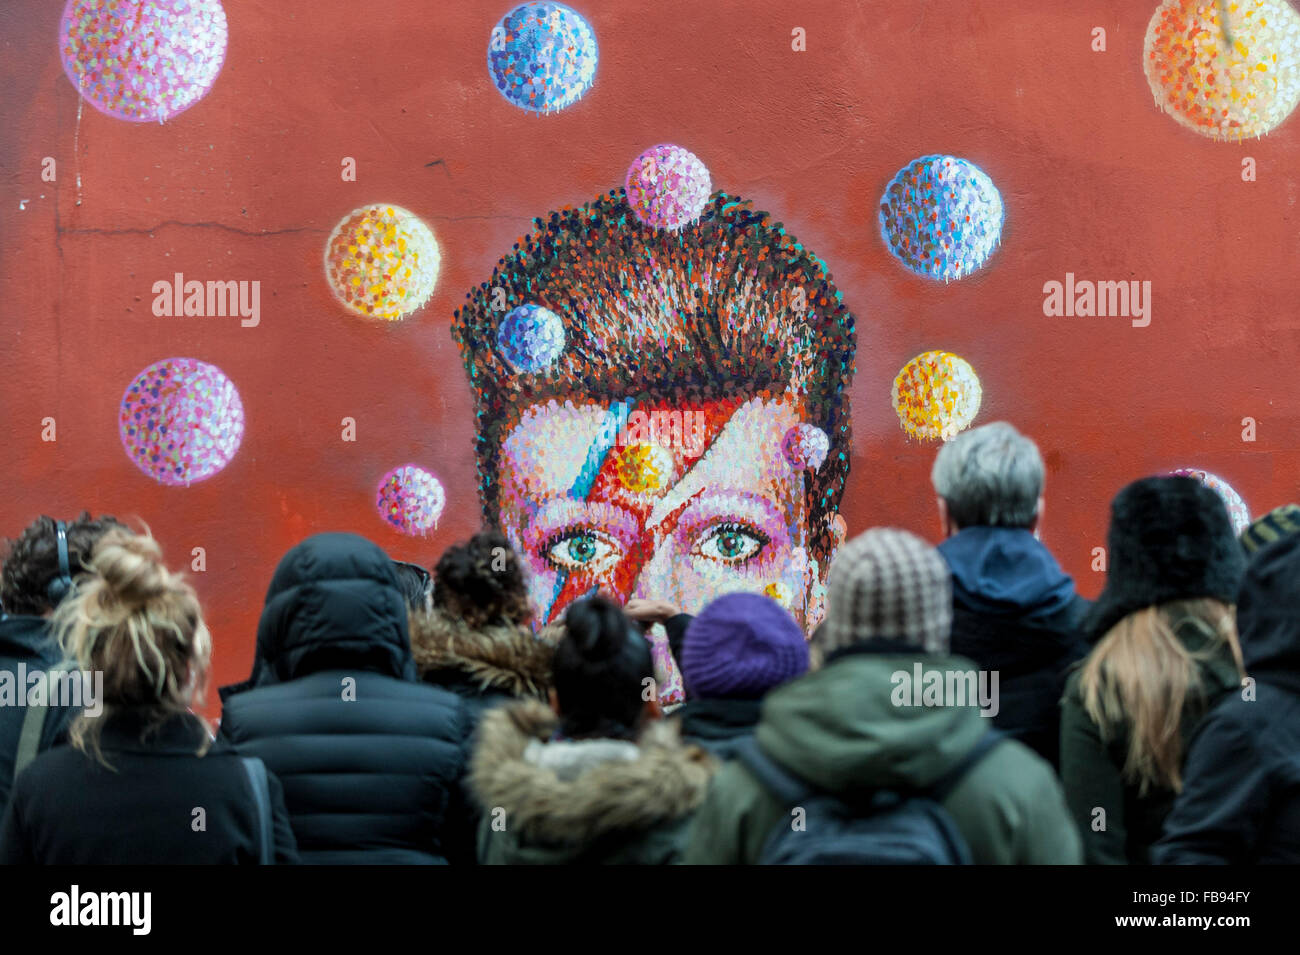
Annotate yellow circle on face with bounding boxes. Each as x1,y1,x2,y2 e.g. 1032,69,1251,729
1144,0,1300,141
763,581,792,604
325,204,440,320
615,443,674,493
892,351,982,442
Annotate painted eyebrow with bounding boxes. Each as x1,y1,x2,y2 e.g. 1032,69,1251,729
646,444,798,528
660,490,789,538
528,498,642,543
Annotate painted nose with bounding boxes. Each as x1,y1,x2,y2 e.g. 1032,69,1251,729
628,540,678,605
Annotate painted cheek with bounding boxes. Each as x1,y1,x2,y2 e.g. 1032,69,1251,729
546,574,591,625
527,574,555,629
545,565,620,625
772,547,810,613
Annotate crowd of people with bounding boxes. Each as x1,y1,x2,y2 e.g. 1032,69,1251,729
1,420,1296,864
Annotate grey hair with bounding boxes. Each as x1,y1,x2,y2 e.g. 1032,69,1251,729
930,422,1044,529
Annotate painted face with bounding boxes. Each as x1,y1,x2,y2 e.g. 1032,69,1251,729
497,395,827,630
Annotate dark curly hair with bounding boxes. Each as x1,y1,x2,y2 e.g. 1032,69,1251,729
2,513,127,616
432,530,532,630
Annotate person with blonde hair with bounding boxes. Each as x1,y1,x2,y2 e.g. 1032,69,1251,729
0,528,299,864
1060,476,1247,864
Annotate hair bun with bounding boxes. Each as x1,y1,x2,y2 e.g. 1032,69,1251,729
552,594,654,739
92,529,173,610
563,595,631,661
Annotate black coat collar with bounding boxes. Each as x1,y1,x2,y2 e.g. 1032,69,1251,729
677,697,764,740
97,710,215,755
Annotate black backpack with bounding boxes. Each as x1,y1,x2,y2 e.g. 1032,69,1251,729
734,731,1006,864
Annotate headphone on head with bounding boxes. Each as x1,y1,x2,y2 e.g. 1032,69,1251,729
46,519,73,607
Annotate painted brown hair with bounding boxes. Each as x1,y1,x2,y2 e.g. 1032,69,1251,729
451,190,857,568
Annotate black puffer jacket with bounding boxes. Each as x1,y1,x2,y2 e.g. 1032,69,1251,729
1154,533,1300,864
218,533,472,864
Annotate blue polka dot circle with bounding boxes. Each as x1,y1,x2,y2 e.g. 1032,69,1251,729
879,155,1004,281
488,2,598,114
497,304,566,372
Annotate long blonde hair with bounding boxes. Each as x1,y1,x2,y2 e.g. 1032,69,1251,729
1079,598,1243,795
51,527,211,765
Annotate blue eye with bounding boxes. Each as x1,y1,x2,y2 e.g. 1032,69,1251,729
546,530,616,572
696,523,768,564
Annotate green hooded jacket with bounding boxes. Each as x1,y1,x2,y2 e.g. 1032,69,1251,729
684,647,1082,864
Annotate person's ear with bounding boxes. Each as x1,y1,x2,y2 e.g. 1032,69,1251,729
1029,496,1044,537
803,513,847,632
936,497,959,539
828,512,848,550
804,559,826,633
548,687,562,718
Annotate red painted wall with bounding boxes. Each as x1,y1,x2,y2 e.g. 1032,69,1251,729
3,0,1299,718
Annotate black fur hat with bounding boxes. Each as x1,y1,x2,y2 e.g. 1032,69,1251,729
1085,476,1247,641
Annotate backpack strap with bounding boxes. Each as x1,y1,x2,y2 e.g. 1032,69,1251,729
930,729,1006,802
240,757,275,865
14,661,78,778
733,735,815,807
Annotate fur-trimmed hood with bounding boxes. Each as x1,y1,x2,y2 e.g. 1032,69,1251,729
410,609,555,702
470,700,716,848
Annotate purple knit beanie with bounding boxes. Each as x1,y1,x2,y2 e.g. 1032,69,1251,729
679,593,810,699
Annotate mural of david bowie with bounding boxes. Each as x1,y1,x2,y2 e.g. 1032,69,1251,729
451,190,856,641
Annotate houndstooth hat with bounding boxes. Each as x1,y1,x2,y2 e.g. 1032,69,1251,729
819,528,953,655
1241,503,1300,556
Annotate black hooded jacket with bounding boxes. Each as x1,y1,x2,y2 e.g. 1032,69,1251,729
218,533,473,864
938,528,1091,768
1153,533,1300,864
0,614,80,813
